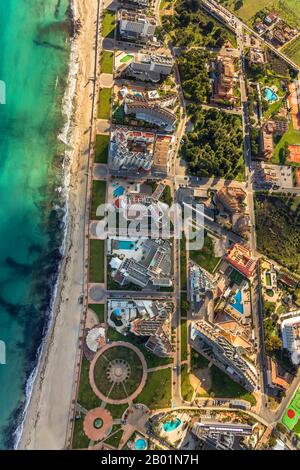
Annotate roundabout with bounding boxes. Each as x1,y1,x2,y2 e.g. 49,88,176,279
89,341,147,404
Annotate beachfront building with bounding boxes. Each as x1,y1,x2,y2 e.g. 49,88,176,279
112,183,169,233
109,127,155,174
125,53,174,83
281,310,300,364
108,238,172,289
107,299,174,357
119,0,150,8
191,320,258,391
118,10,156,41
124,99,177,131
109,127,173,176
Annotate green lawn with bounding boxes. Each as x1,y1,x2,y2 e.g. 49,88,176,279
77,356,101,410
100,50,114,74
209,365,257,406
95,135,109,164
180,234,187,290
282,387,300,431
103,425,123,448
105,403,128,420
191,348,209,370
181,365,194,402
89,239,105,283
189,232,221,274
135,369,172,409
88,304,105,323
91,180,106,219
181,319,188,362
102,10,115,39
98,87,112,119
72,417,90,449
223,0,272,22
107,327,173,369
273,121,300,164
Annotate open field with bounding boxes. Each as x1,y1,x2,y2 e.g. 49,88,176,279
282,36,300,66
224,0,300,27
223,0,272,22
189,233,221,274
89,239,105,283
255,193,300,274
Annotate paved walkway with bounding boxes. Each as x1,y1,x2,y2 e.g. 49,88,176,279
88,283,107,303
100,73,113,88
96,119,111,134
147,364,172,373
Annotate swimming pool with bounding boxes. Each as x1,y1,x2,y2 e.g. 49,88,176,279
116,240,136,250
113,186,125,197
163,418,182,432
230,290,244,315
264,87,278,103
134,438,148,450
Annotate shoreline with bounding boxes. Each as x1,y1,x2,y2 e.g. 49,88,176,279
18,0,98,450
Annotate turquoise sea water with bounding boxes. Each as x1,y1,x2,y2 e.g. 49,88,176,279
0,0,72,448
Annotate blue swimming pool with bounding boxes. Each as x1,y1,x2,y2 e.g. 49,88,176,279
135,438,148,450
163,418,182,432
113,308,122,317
116,240,136,250
230,290,244,315
113,186,125,197
264,87,278,103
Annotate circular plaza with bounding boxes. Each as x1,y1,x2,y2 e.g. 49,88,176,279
89,342,147,405
83,407,113,441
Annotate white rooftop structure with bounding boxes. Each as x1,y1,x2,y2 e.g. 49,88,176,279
281,310,300,364
86,327,106,353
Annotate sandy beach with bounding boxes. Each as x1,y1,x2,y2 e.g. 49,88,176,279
18,0,99,450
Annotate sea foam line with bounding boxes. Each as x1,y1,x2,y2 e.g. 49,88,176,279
13,1,79,449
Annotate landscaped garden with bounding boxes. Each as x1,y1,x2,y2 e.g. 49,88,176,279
93,345,144,401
